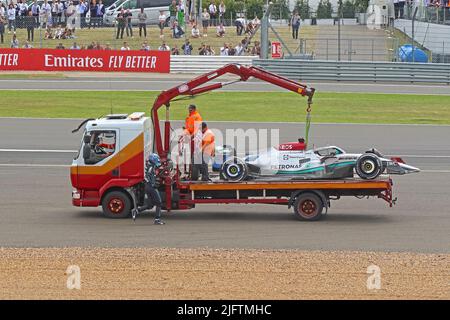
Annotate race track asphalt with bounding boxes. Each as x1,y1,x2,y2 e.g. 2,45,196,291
2,77,450,95
0,118,449,252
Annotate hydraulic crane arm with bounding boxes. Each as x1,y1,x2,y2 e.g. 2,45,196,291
151,63,315,160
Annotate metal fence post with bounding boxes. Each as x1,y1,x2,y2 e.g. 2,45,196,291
372,39,374,62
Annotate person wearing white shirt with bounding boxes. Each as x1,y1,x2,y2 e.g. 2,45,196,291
216,23,225,37
40,0,52,28
191,24,200,38
208,1,217,26
218,1,225,24
220,43,228,56
65,1,76,31
235,42,244,56
158,11,166,38
121,41,130,50
158,42,170,51
7,4,16,33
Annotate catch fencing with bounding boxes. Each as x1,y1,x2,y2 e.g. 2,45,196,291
252,59,450,84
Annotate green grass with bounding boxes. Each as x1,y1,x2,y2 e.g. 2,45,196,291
0,73,66,79
1,90,449,124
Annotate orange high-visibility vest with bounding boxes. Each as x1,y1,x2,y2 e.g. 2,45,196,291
184,111,203,136
202,128,215,156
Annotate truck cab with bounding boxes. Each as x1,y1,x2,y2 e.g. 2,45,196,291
71,113,152,217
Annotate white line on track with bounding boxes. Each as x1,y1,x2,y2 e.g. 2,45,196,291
0,149,76,153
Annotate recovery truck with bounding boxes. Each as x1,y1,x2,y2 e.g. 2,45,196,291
70,64,395,221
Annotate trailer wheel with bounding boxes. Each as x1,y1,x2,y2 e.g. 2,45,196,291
293,193,324,221
102,190,131,219
355,154,382,180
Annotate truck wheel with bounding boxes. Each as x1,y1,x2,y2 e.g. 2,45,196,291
102,190,131,219
293,193,324,221
355,154,382,180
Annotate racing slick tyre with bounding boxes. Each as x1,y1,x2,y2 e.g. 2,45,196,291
355,154,383,180
293,193,324,221
220,157,248,182
101,190,132,219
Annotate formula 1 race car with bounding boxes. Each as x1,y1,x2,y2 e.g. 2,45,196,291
219,139,420,182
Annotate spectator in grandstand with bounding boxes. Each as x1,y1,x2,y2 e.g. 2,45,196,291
0,3,6,19
182,38,193,55
169,0,177,29
141,40,150,51
77,0,88,28
172,20,184,38
64,27,74,39
251,41,261,56
18,0,28,29
54,24,64,39
208,0,217,26
206,45,215,55
235,42,244,56
138,7,147,38
95,41,103,50
65,1,76,32
116,9,126,39
245,21,255,36
252,15,260,26
24,11,35,42
55,0,64,25
220,43,228,56
51,0,58,25
290,11,300,40
125,9,133,37
218,1,225,24
235,16,245,36
171,44,179,55
191,23,200,38
216,22,225,37
228,46,236,56
23,40,33,48
44,26,53,39
10,34,19,48
30,1,40,26
121,41,130,50
87,41,95,49
201,8,210,36
198,43,207,55
89,0,97,29
158,10,166,38
177,0,185,27
41,0,53,28
0,15,5,44
96,0,105,27
7,3,16,33
70,42,81,49
159,41,170,51
56,42,65,49
104,43,112,50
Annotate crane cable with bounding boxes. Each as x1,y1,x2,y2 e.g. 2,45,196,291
305,100,312,148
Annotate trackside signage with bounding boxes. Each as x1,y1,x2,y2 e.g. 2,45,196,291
0,49,170,73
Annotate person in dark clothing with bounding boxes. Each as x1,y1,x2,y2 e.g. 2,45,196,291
134,153,165,225
0,15,5,44
116,9,125,39
124,9,133,37
290,11,300,40
25,11,35,42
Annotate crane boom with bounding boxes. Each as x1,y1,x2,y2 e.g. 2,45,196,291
151,63,315,160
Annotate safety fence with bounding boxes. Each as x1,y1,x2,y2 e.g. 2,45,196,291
171,55,254,73
252,59,450,84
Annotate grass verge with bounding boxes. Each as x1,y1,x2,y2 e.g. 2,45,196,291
1,90,449,124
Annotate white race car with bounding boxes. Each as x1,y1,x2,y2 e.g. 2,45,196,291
219,140,420,182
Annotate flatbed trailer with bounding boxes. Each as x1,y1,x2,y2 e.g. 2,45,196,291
167,177,394,221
